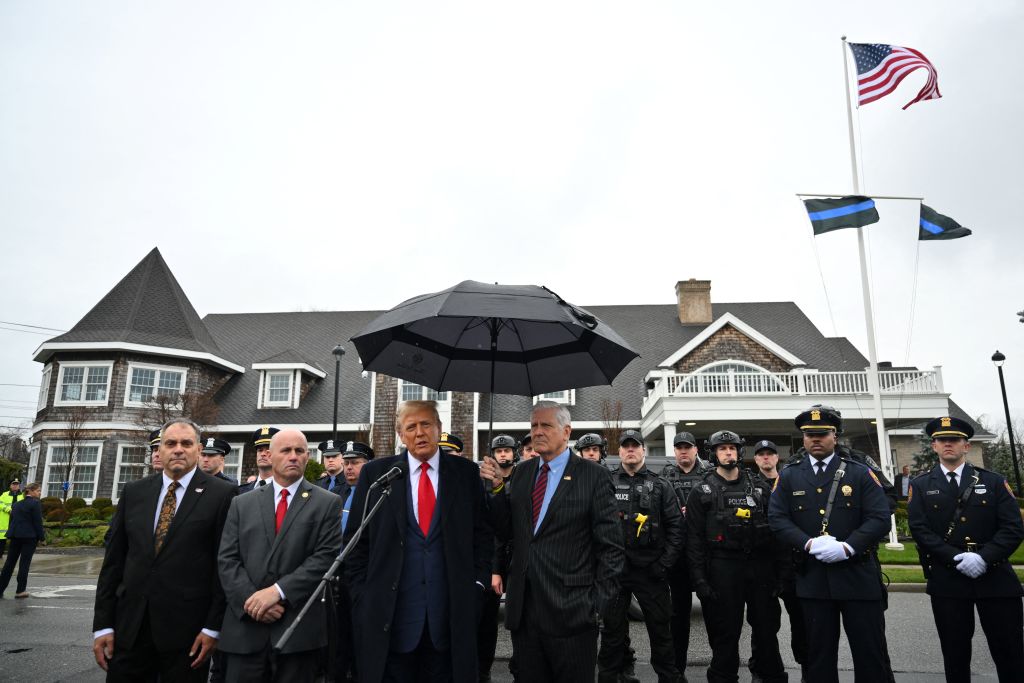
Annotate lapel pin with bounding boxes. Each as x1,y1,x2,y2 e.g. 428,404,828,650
194,488,204,493
563,476,572,481
301,491,310,498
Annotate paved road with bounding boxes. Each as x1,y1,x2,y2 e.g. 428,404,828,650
0,554,1004,682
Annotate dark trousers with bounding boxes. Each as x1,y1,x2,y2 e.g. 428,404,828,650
223,649,317,683
801,598,890,683
930,594,1024,683
477,588,500,678
668,561,694,673
384,621,453,683
106,617,210,683
333,581,357,681
703,557,785,683
750,585,806,677
511,585,597,683
598,570,678,682
0,538,37,595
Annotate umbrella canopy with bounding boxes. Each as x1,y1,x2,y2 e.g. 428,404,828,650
351,281,639,396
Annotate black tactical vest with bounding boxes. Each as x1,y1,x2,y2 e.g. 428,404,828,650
613,469,663,550
694,471,772,553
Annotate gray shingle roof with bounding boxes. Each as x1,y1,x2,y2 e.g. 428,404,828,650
40,248,227,359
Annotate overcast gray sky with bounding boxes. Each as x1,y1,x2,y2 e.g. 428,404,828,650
2,1,1022,434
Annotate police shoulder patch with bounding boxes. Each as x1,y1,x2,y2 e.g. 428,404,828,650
867,470,882,488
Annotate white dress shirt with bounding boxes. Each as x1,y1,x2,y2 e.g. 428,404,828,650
940,461,967,489
270,478,303,601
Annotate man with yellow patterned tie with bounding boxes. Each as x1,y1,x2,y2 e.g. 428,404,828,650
93,418,237,681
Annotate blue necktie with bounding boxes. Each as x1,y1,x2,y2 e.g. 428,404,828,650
341,489,355,533
328,476,337,492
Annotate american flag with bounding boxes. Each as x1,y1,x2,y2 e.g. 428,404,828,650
848,43,941,110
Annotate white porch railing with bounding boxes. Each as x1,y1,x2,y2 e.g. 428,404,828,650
651,368,942,399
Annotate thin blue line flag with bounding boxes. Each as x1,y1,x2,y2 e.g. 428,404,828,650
920,205,972,241
803,196,880,236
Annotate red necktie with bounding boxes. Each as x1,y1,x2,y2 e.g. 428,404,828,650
532,463,550,528
418,462,435,536
275,489,289,534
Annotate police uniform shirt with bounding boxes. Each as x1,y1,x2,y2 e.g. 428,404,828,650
939,461,966,493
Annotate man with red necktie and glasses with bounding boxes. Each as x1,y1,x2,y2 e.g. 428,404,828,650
346,400,492,683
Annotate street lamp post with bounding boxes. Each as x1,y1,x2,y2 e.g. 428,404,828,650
333,345,346,442
992,350,1022,497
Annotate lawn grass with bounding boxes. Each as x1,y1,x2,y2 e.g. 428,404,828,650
875,540,1024,565
882,566,1024,584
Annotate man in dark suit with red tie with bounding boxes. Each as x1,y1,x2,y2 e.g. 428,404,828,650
92,418,237,682
480,400,624,683
346,400,492,683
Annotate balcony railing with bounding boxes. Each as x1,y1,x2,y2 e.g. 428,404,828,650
648,368,943,400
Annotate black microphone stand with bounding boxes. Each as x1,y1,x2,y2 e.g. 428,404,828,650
273,483,392,653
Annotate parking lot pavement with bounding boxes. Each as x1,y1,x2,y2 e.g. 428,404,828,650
0,555,1003,682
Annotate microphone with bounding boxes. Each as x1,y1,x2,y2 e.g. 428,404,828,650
369,466,404,489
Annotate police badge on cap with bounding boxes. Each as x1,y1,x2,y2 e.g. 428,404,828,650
925,416,974,440
201,438,231,456
754,440,778,454
319,440,342,456
343,441,375,460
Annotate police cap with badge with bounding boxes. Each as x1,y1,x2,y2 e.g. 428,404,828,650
619,429,644,446
319,440,343,458
673,431,697,447
925,416,974,441
795,405,843,434
754,440,778,455
201,438,231,456
438,432,464,454
342,441,374,460
252,426,280,448
149,429,162,449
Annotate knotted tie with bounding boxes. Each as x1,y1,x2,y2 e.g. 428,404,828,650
948,471,960,497
258,479,267,487
532,463,550,528
815,461,826,477
418,462,435,536
275,489,289,534
153,481,180,553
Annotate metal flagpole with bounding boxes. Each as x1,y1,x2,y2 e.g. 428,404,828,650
841,36,903,550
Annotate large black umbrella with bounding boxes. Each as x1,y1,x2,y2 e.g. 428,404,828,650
351,281,639,438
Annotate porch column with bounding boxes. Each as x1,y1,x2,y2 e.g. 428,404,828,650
662,422,677,449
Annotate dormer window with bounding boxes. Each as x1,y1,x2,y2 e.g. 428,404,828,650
253,359,326,410
125,362,187,407
54,361,113,406
263,371,296,408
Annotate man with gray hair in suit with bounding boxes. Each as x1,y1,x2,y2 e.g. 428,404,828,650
481,400,624,683
217,429,342,681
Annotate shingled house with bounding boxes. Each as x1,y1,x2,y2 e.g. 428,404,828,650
28,249,991,502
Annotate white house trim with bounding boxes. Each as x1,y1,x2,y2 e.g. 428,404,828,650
53,360,115,407
32,422,144,435
204,423,368,432
33,341,245,374
252,362,327,379
482,420,642,430
124,361,188,408
658,313,805,369
43,440,104,503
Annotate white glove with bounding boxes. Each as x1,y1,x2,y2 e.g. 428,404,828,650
953,552,988,579
806,536,835,553
809,536,849,563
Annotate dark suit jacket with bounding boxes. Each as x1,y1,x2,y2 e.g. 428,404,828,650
768,456,890,601
907,463,1024,598
345,453,492,683
8,496,44,541
490,453,624,636
237,477,271,494
217,478,343,655
894,474,910,500
315,473,347,495
93,469,237,651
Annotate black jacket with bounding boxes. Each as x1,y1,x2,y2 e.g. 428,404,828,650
8,496,44,541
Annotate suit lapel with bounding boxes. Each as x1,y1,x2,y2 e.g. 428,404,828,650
535,454,575,537
437,453,457,534
141,474,163,558
390,456,410,539
269,479,314,558
259,482,277,549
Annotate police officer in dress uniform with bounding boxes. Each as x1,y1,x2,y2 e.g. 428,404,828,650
768,406,893,683
747,440,807,683
148,429,163,473
907,416,1024,683
318,440,346,494
439,432,464,456
479,434,518,682
199,438,238,484
598,430,684,683
659,431,711,676
237,426,279,493
687,430,787,683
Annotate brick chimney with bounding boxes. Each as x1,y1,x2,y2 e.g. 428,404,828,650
675,279,712,324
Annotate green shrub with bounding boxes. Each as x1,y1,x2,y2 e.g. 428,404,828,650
64,497,87,512
100,506,116,519
45,524,108,546
45,508,68,523
92,497,113,510
40,496,62,508
304,460,325,482
69,508,101,522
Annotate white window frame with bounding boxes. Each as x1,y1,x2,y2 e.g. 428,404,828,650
533,389,576,405
397,379,451,404
37,364,52,411
112,443,150,502
27,444,40,483
54,361,114,407
225,442,245,482
124,361,188,407
260,370,298,408
43,440,104,503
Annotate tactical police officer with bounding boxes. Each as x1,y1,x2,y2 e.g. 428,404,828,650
659,431,710,674
687,430,786,683
598,430,684,683
480,434,518,683
768,406,893,683
908,416,1024,682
